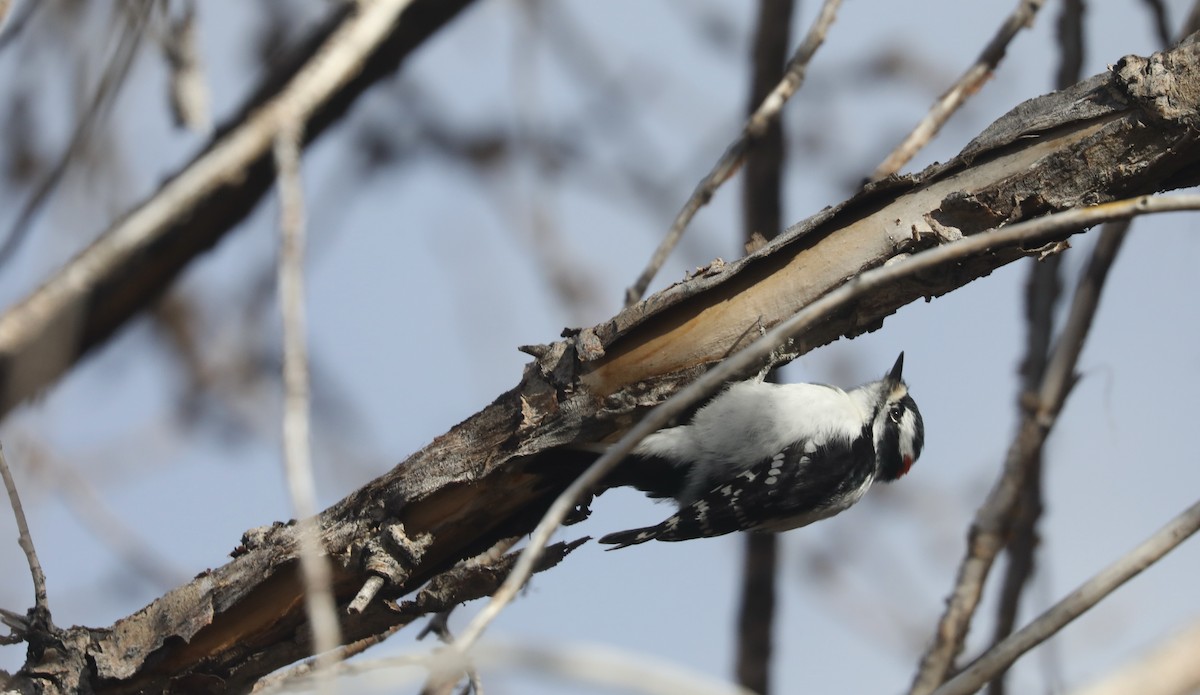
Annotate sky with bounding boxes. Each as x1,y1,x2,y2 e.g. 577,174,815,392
1,1,1199,693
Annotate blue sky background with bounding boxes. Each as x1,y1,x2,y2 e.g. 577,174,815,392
1,1,1199,693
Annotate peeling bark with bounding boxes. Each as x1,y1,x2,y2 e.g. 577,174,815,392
7,40,1200,695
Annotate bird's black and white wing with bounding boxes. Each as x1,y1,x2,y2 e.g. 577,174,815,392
598,433,876,549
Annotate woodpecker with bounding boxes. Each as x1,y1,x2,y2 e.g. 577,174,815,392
599,353,924,549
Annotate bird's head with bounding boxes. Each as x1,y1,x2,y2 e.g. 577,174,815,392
872,352,925,481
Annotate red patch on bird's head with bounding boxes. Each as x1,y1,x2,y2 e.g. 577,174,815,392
900,455,914,476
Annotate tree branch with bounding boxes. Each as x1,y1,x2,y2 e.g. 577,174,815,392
455,191,1200,664
623,0,842,306
736,1,794,691
0,0,475,419
868,0,1047,181
10,39,1200,693
930,497,1200,695
0,442,49,630
987,7,1085,689
909,222,1131,695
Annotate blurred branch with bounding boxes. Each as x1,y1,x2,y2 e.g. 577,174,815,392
1066,620,1200,695
453,193,1200,660
0,0,39,53
741,0,793,243
867,0,1046,181
736,1,793,692
1141,0,1173,48
251,624,404,693
11,36,1200,688
931,497,1200,695
0,0,476,420
986,5,1083,691
254,539,586,695
736,533,778,694
1054,0,1085,90
624,0,842,307
282,640,756,695
909,223,1130,695
274,119,342,683
0,1,155,268
1184,1,1200,37
22,441,189,588
161,0,211,134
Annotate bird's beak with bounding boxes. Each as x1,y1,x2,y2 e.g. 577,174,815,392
887,352,905,385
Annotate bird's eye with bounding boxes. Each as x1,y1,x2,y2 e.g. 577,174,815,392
889,407,902,424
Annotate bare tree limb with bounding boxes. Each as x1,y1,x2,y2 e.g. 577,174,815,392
931,497,1200,695
0,1,155,268
254,539,586,695
455,192,1200,660
736,1,794,691
868,0,1047,181
0,441,49,628
910,223,1130,695
274,119,342,685
283,640,757,695
9,38,1200,691
0,0,475,420
623,0,842,306
1054,0,1085,90
986,6,1085,690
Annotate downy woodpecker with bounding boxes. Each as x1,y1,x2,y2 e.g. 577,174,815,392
599,353,924,549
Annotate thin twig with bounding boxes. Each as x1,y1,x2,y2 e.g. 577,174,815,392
418,612,482,695
456,193,1200,655
623,0,842,307
0,0,430,420
986,8,1085,691
909,224,1130,695
0,441,49,622
930,497,1200,695
22,441,189,588
0,2,155,268
251,624,404,693
277,641,755,695
275,121,343,679
867,0,1047,181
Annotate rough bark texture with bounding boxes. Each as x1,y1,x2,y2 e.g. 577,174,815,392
6,39,1200,695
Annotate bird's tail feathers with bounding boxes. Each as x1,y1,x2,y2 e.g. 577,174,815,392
598,526,659,550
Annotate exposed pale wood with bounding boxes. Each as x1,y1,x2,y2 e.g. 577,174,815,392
9,39,1200,695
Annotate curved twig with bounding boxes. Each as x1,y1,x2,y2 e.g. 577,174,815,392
0,442,49,626
275,120,343,681
867,0,1047,181
0,2,154,268
930,497,1200,695
623,0,843,307
456,193,1200,655
909,223,1131,695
